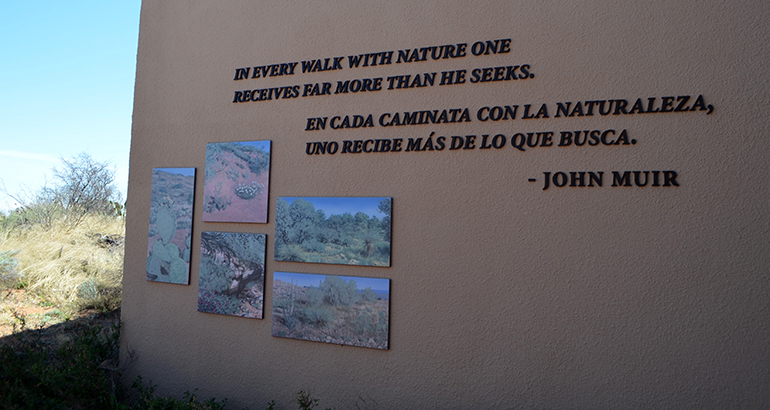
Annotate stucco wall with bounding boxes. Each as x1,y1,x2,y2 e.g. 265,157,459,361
122,1,770,408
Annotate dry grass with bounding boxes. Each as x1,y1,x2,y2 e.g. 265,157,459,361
0,214,124,317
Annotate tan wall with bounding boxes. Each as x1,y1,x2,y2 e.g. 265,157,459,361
123,1,770,408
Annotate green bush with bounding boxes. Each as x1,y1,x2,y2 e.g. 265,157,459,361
132,377,231,410
0,321,123,410
0,249,19,288
320,276,358,307
301,306,335,328
304,286,324,306
360,287,377,303
276,244,305,262
76,277,122,312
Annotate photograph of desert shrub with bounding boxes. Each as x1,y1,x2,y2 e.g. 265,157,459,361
275,197,391,266
272,271,390,349
203,140,271,223
198,231,266,318
146,168,195,285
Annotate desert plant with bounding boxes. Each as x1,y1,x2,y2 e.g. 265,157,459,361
277,244,305,262
296,391,331,410
360,287,377,303
0,320,123,410
198,290,240,316
52,152,119,225
352,310,388,345
304,286,324,307
132,377,233,410
0,249,19,288
0,213,124,314
320,276,358,307
360,230,379,258
204,183,232,213
146,205,188,284
301,306,335,328
301,239,325,253
76,276,122,312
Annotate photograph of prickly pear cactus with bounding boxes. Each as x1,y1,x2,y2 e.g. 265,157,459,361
198,231,266,319
146,168,196,285
272,271,389,349
203,141,270,223
275,197,391,266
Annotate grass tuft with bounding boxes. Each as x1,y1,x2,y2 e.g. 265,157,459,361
0,213,124,316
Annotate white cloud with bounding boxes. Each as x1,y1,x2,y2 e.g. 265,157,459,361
0,150,59,162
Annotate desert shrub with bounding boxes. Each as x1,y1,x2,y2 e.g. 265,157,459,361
280,308,298,331
1,153,121,232
360,229,379,258
198,257,232,294
304,286,324,307
301,239,325,253
354,310,388,341
276,244,305,262
132,377,231,410
320,276,358,307
0,213,125,315
300,306,335,328
76,277,122,312
0,321,123,410
198,290,239,315
296,390,331,410
360,287,377,303
376,241,390,256
52,152,119,224
0,250,20,288
204,192,232,213
1,191,64,231
378,198,391,239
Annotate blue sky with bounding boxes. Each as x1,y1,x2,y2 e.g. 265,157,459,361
274,271,390,293
280,197,390,218
0,2,141,212
155,168,196,177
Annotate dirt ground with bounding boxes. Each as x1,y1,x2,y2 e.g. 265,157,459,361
0,288,119,346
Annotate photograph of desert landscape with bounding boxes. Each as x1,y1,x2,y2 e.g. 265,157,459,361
146,167,195,284
275,197,391,266
198,231,266,318
202,141,271,223
272,271,390,349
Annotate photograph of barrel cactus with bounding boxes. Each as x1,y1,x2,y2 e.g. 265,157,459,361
272,271,390,349
197,231,266,318
146,168,195,285
202,140,271,223
275,197,391,266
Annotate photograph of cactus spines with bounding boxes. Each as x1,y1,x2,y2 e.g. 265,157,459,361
275,197,392,266
146,167,196,285
198,231,266,319
202,141,271,223
272,271,390,349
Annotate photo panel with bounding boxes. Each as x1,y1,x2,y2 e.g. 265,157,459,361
146,167,196,285
202,140,271,223
198,232,266,319
275,197,391,266
272,271,390,349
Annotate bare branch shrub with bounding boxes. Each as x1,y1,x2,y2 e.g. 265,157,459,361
52,152,118,225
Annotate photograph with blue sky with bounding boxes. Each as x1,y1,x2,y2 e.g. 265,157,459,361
272,271,390,349
146,168,195,285
280,197,387,218
0,2,140,212
273,272,390,296
275,197,392,266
